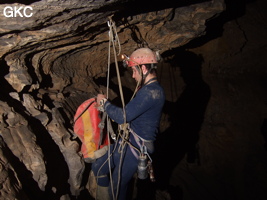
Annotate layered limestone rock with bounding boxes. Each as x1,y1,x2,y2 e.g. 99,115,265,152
0,0,225,199
0,137,28,200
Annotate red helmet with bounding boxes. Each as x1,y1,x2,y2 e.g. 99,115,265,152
127,48,158,67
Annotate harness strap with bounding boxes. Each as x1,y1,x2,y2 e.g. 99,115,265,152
129,138,139,160
128,127,152,143
128,126,154,160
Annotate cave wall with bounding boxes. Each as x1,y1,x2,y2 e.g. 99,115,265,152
2,0,266,200
156,1,267,199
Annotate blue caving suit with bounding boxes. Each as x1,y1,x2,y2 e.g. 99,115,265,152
92,80,165,200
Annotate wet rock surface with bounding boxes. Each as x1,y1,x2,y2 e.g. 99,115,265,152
0,0,267,200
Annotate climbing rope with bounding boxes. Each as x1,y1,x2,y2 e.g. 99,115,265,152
96,17,146,200
106,17,144,200
96,17,128,200
107,18,125,114
108,18,131,200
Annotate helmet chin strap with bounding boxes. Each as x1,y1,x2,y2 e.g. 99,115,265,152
141,64,156,86
142,71,149,85
131,64,156,100
135,65,148,87
134,63,156,88
130,65,142,101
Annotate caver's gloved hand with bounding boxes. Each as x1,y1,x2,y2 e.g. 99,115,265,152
96,94,107,112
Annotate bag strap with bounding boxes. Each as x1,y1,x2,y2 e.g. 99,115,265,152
74,100,95,123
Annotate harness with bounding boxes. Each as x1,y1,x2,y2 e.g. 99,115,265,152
128,126,153,159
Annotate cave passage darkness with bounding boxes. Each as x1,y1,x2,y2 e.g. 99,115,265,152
0,0,267,200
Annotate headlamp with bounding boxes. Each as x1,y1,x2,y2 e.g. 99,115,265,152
120,53,129,68
121,54,129,60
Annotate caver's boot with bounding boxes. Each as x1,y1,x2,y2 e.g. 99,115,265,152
87,170,110,200
96,185,110,200
87,170,97,199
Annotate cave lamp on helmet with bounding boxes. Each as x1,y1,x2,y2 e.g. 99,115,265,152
126,48,158,67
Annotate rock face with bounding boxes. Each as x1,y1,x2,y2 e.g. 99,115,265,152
1,0,267,200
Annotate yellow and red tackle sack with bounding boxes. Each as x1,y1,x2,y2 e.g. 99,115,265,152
73,98,109,163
